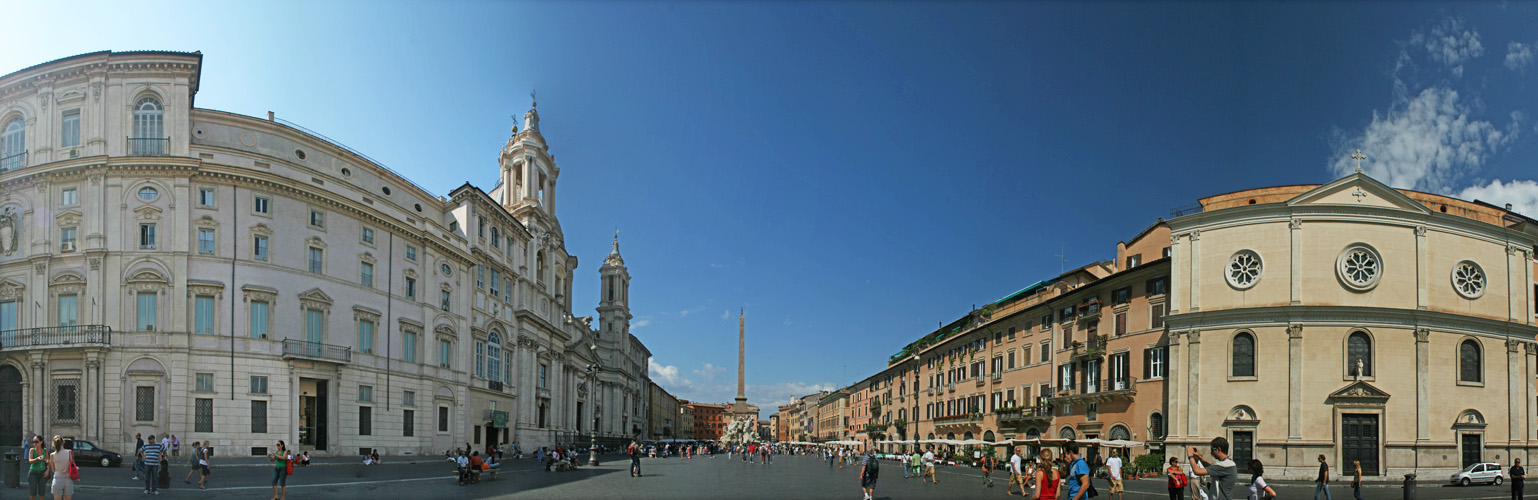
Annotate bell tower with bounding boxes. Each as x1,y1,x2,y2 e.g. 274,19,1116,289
498,93,557,217
597,232,631,340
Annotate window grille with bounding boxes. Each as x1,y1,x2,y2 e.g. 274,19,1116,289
135,386,156,421
52,379,79,424
195,398,213,432
251,400,268,434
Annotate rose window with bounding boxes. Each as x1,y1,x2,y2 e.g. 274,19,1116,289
1225,250,1262,290
1452,260,1486,299
1336,244,1383,291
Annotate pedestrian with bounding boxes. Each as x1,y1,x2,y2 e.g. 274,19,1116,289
1351,460,1363,500
269,440,290,500
1031,449,1060,500
1008,447,1026,496
183,441,201,484
628,440,642,477
1513,458,1527,500
26,434,47,500
1108,448,1126,500
922,447,939,484
48,436,76,500
1064,444,1092,500
139,434,163,495
1314,454,1332,500
171,435,180,459
132,433,144,480
900,452,910,479
1247,459,1277,500
1187,437,1239,500
1168,456,1188,500
981,452,995,488
195,442,211,489
858,448,880,500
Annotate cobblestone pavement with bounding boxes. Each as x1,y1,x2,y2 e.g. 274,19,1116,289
37,453,1526,499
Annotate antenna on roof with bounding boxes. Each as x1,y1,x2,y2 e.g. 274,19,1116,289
1057,244,1068,274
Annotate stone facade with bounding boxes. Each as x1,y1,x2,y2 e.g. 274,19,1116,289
0,51,652,458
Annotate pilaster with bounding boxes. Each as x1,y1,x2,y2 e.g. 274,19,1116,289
1169,234,1183,314
1509,339,1523,446
1185,330,1201,437
1290,219,1302,305
1188,231,1200,312
1415,328,1430,441
1167,330,1184,440
1415,226,1428,310
1287,323,1303,439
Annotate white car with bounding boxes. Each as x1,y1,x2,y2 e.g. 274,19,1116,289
1451,462,1504,486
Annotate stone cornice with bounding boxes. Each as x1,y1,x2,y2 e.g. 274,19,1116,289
1168,202,1538,250
1166,305,1538,339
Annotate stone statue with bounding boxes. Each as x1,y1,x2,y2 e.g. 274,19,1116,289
719,416,762,446
0,207,16,256
1355,359,1364,381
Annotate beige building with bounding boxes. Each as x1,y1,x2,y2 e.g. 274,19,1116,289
647,380,679,440
1164,172,1538,479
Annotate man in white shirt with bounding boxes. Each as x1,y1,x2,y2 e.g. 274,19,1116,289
1010,447,1027,497
1106,449,1125,500
922,449,939,484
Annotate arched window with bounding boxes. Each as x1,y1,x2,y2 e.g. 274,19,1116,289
1025,428,1041,439
1460,339,1482,383
131,97,165,155
1,118,23,170
1109,425,1131,441
1058,427,1076,440
487,332,503,383
963,431,973,441
983,430,995,442
1232,332,1255,377
927,432,935,440
1347,331,1372,377
1150,412,1165,439
536,251,547,284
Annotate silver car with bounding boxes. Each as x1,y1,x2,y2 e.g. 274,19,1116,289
1450,462,1503,486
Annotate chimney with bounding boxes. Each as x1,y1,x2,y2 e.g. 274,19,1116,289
267,111,275,122
1507,203,1514,211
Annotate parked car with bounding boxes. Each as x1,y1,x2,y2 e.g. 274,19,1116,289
1451,462,1503,486
71,439,123,467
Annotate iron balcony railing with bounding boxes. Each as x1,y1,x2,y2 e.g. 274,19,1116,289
0,151,27,171
1053,376,1138,399
0,325,111,350
281,339,352,363
997,406,1054,424
127,137,169,156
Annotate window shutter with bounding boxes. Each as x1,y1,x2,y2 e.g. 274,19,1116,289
1143,349,1151,379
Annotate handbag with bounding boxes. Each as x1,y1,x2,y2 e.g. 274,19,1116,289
286,455,295,475
68,451,80,481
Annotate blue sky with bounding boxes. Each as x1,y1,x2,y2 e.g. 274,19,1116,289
12,2,1538,414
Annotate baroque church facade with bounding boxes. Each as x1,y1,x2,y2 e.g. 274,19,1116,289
0,50,652,458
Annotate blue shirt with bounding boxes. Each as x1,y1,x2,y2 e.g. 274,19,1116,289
141,443,164,465
1067,458,1090,498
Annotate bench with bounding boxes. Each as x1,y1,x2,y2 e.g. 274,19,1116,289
451,466,499,483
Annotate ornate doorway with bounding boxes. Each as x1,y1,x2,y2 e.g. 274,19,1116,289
0,365,20,445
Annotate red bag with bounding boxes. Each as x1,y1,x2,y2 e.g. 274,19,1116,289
1169,470,1187,489
286,455,295,475
68,451,80,481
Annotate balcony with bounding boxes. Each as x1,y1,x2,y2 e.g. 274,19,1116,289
947,382,956,393
1070,336,1108,361
975,375,986,387
992,372,1002,382
996,405,1054,427
0,325,111,350
1076,300,1102,322
281,339,352,363
927,387,935,396
0,151,26,171
933,413,983,429
1048,376,1138,404
127,137,169,156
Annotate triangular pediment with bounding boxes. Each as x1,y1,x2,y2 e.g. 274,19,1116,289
297,288,333,305
1327,380,1390,405
1287,172,1431,214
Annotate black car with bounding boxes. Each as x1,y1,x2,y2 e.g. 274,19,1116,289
71,440,123,467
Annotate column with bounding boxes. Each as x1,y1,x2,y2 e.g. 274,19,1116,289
31,356,45,438
1415,226,1429,310
85,355,99,441
1415,329,1430,441
1188,231,1201,311
1525,343,1536,444
1290,219,1302,305
1287,324,1303,439
1510,245,1521,322
1167,330,1184,441
1508,339,1523,446
1186,330,1201,437
1169,234,1183,314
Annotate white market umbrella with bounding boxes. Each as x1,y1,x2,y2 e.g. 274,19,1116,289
1103,439,1145,448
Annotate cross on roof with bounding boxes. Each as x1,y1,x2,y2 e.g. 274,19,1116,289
1351,149,1366,173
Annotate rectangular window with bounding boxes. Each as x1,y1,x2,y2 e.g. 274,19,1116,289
195,295,215,334
135,386,155,421
1007,326,1016,341
1126,255,1141,269
361,227,374,245
136,292,157,331
474,425,482,444
405,277,416,299
440,290,451,311
253,235,269,261
198,187,216,207
57,294,77,327
504,279,512,302
58,227,76,252
250,375,268,394
1146,276,1169,296
1112,287,1132,305
1115,312,1127,336
54,381,78,423
61,186,77,206
994,332,1002,345
1007,349,1016,369
404,331,418,363
358,320,374,354
404,391,416,407
139,223,156,249
251,400,268,434
1040,341,1050,363
1151,304,1166,329
197,228,216,254
249,301,269,338
476,341,486,377
1146,347,1167,379
361,262,374,288
61,111,80,147
490,270,501,297
195,373,214,392
359,406,372,436
253,195,270,215
476,265,485,289
405,245,417,261
1041,314,1052,331
358,385,373,402
305,309,324,343
195,398,213,432
308,247,324,274
0,300,15,331
403,409,415,437
439,407,449,432
539,363,549,388
439,339,451,368
309,209,325,228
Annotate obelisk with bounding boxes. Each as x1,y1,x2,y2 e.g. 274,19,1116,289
735,308,747,406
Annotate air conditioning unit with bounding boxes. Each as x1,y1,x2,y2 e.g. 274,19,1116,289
61,242,76,252
69,148,79,158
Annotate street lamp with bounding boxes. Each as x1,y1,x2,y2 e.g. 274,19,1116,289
586,343,602,466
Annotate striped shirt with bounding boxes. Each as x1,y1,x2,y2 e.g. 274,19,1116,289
141,443,164,465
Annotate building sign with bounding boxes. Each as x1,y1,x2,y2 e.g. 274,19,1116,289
490,411,508,428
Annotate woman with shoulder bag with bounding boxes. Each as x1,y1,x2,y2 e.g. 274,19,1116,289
1031,450,1060,500
1247,459,1278,500
1167,456,1188,500
49,436,78,500
1351,461,1363,500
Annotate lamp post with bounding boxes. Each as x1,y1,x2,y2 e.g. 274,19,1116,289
586,361,601,466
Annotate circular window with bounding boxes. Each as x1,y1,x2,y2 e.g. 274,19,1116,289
1451,260,1486,299
414,203,422,212
441,263,453,276
1337,244,1383,291
295,149,307,160
137,186,158,202
381,186,392,195
1225,250,1263,290
341,167,351,177
193,128,205,138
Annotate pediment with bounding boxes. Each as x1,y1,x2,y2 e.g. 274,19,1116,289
56,210,83,226
1327,380,1390,405
297,288,333,305
134,206,162,221
1286,172,1431,214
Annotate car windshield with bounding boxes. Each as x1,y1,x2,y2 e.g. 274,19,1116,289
76,441,94,451
1462,463,1482,473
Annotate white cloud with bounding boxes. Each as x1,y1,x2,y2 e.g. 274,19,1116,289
709,263,726,269
721,310,730,320
1457,179,1538,218
1506,41,1533,71
746,381,837,408
1330,87,1519,193
632,317,652,329
679,306,706,318
648,359,688,388
1411,18,1484,77
692,363,726,382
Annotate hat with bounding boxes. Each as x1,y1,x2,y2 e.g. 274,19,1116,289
148,435,156,440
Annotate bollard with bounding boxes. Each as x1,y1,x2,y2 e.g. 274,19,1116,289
1403,473,1416,500
3,451,19,488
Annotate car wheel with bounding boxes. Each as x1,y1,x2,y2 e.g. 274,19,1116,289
1461,477,1471,486
100,457,110,467
1496,477,1504,486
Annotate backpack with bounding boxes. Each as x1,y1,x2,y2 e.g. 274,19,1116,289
865,454,880,476
1170,469,1188,489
